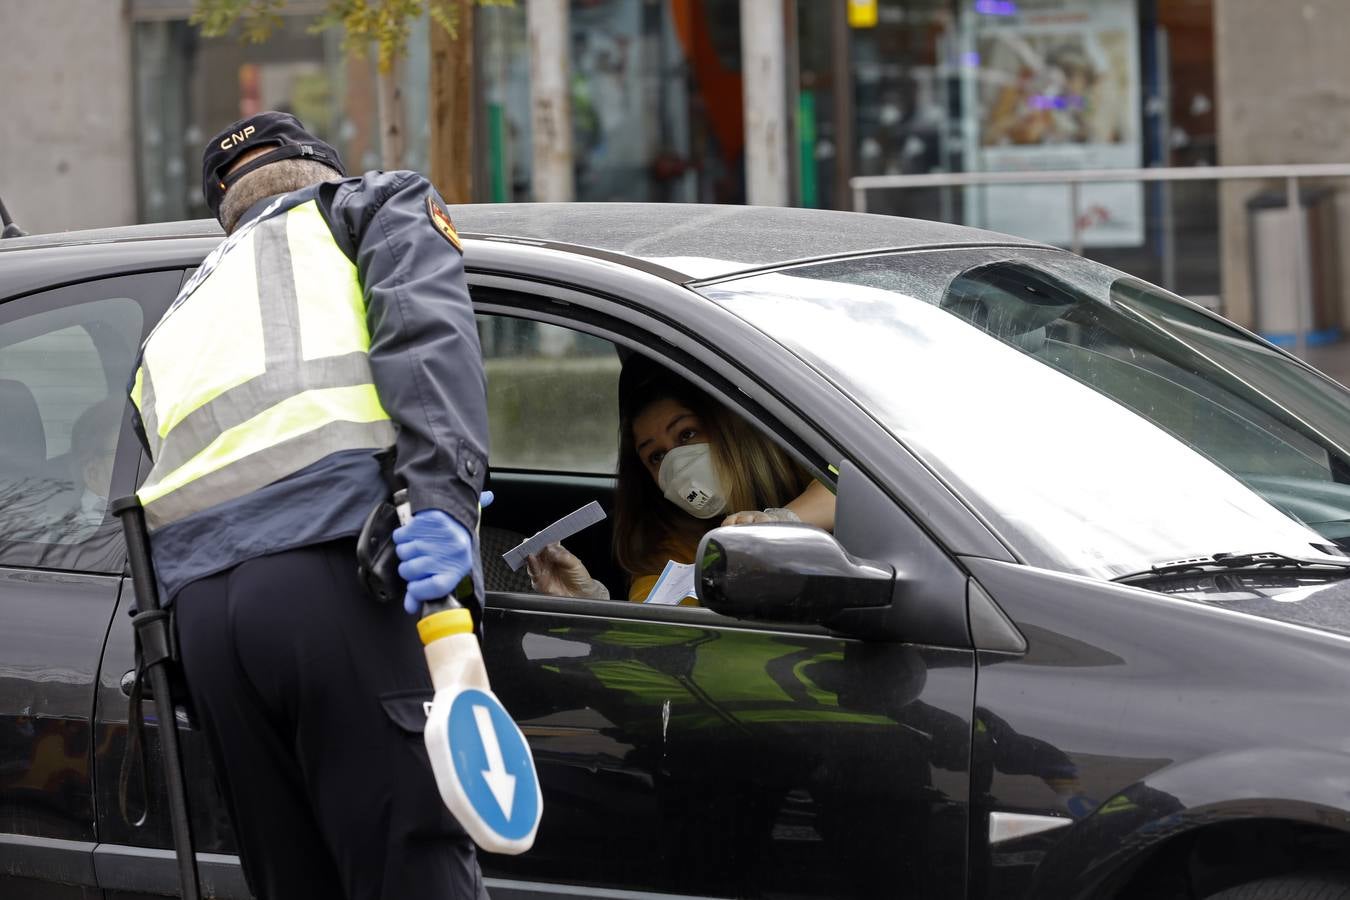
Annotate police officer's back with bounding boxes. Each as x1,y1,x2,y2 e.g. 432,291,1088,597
129,112,490,900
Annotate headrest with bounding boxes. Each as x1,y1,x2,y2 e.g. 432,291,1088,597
0,379,45,466
940,262,1078,355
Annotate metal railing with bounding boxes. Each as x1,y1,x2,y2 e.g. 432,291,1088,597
851,164,1350,358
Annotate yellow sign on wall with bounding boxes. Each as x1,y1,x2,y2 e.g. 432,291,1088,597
847,0,878,28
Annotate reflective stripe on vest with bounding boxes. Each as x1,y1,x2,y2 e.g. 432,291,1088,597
133,199,395,529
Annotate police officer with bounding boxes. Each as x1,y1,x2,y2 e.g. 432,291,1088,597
128,112,490,899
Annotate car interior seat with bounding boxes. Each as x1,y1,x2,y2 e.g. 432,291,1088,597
0,378,46,468
0,378,69,542
940,262,1079,355
479,526,533,593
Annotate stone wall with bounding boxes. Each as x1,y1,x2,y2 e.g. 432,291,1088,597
0,2,136,235
1216,0,1350,330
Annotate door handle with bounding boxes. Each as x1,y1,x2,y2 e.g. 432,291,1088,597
120,669,150,699
120,670,196,729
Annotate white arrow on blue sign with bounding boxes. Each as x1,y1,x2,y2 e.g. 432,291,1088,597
446,688,541,844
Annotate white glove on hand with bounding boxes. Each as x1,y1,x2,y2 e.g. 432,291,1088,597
525,543,610,600
721,507,802,527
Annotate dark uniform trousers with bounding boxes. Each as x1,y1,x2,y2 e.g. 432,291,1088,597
175,537,489,900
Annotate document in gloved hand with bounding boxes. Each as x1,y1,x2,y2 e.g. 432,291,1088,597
501,501,607,571
643,560,697,606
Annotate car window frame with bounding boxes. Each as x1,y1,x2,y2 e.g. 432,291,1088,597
0,269,184,573
472,291,834,632
465,240,1014,565
467,273,976,640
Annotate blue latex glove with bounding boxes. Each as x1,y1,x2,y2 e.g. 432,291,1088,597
394,491,494,614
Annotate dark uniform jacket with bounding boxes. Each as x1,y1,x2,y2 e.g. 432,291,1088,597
132,171,488,601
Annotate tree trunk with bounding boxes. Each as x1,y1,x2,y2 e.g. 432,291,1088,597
375,57,406,171
740,0,789,206
430,0,475,202
527,0,573,201
830,2,855,210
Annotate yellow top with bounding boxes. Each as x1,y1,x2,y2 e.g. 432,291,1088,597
418,607,474,645
627,536,700,606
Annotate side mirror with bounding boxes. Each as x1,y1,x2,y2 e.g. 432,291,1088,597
695,523,894,625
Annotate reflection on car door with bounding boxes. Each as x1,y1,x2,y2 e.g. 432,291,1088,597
0,272,175,897
483,604,974,898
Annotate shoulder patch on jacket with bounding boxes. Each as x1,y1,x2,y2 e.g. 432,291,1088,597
427,196,463,252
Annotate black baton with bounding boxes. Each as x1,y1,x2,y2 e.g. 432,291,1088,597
112,496,201,900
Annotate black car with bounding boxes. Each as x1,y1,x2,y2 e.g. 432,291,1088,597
6,203,1350,900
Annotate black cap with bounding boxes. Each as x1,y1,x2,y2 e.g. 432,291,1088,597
201,111,345,219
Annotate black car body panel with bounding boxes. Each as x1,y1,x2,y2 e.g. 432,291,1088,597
966,556,1350,899
5,206,1350,899
479,603,974,898
0,241,216,302
0,570,116,860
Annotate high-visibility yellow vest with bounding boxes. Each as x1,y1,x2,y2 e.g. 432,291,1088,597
131,198,395,530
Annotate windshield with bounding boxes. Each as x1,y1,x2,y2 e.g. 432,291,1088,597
700,248,1350,580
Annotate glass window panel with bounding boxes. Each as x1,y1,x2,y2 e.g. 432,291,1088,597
0,297,142,550
479,316,619,473
701,248,1350,579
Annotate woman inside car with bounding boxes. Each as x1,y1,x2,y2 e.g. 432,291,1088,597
526,355,836,603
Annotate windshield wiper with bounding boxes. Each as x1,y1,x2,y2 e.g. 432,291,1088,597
1114,551,1350,585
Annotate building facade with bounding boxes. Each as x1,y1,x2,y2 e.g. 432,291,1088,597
6,0,1350,334
4,1,1213,221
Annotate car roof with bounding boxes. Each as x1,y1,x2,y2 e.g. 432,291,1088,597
0,202,1044,285
448,203,1042,280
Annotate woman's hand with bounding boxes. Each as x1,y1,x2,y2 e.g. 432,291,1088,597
721,508,801,527
721,480,837,531
525,543,610,600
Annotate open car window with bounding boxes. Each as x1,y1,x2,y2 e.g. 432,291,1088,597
475,308,837,617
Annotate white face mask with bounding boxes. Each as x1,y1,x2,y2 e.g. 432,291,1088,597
657,443,729,519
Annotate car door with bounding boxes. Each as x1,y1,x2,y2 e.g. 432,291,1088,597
470,296,977,899
0,271,178,898
78,266,251,900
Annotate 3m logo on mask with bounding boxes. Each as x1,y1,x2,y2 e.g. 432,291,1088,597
659,444,728,520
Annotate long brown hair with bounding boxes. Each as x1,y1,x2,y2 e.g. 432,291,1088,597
612,359,809,579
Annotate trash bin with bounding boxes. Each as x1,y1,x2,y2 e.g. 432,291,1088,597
1247,187,1342,348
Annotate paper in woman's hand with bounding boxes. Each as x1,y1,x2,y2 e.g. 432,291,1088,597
501,501,607,571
